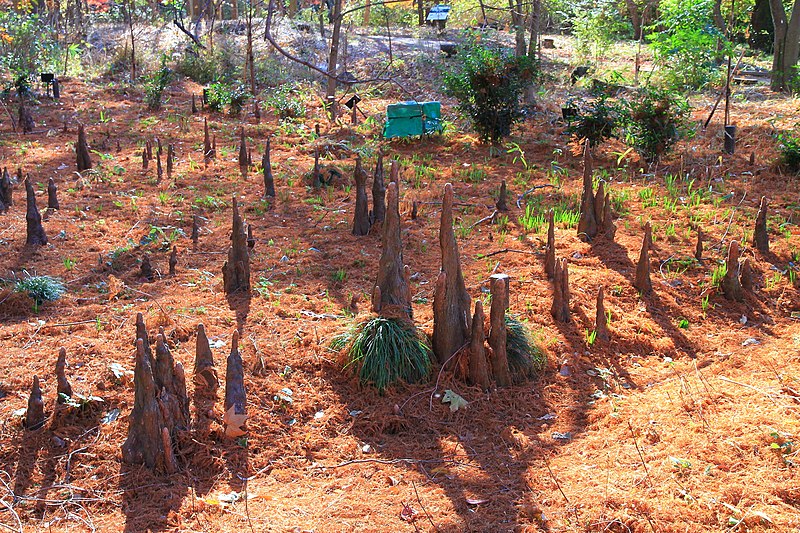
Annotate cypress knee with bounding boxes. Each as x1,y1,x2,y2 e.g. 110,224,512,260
753,196,769,254
239,127,248,175
551,258,570,323
262,138,275,197
432,183,472,364
577,144,597,242
468,300,490,389
47,178,59,210
634,222,652,295
721,240,744,301
488,274,511,387
76,124,92,171
25,376,45,430
544,209,555,279
194,323,218,391
373,164,411,317
352,155,370,236
372,151,386,225
496,180,508,212
222,198,251,294
223,331,247,438
56,347,73,402
595,286,610,342
169,246,178,275
25,177,47,246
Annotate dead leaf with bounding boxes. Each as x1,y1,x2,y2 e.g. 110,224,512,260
466,497,490,505
442,389,468,412
223,405,247,438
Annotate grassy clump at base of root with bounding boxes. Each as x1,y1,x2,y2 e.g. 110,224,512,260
506,315,546,380
336,316,432,393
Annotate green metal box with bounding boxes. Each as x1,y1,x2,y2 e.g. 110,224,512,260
383,101,442,139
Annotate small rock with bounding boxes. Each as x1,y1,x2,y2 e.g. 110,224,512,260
742,338,760,346
739,315,748,325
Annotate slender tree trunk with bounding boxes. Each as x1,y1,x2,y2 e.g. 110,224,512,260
325,0,343,119
510,0,526,56
126,0,136,80
363,0,370,26
417,0,424,26
527,0,540,57
625,0,642,41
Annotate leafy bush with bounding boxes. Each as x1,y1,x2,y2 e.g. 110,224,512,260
175,41,240,84
0,11,59,91
205,82,249,115
647,0,727,91
777,131,800,173
339,317,432,393
566,95,626,147
14,274,66,311
571,0,631,62
266,83,307,119
143,56,171,110
623,87,691,162
442,33,539,143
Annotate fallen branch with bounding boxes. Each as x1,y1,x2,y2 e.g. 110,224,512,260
477,248,538,258
468,210,497,230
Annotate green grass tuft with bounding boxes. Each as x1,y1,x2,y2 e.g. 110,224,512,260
506,315,546,380
14,274,66,306
340,317,432,393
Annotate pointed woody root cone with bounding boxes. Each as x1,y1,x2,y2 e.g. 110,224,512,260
352,155,370,236
76,124,92,171
222,198,251,294
753,196,769,254
47,178,59,210
263,139,275,198
25,177,47,246
25,375,45,430
56,347,73,402
432,183,472,365
489,274,511,387
467,300,490,390
371,152,386,225
595,286,610,342
551,258,570,323
224,331,247,438
722,240,744,302
544,209,555,279
634,222,652,295
372,174,412,319
122,339,177,472
194,323,218,391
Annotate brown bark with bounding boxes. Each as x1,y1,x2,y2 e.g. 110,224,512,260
140,253,154,281
191,93,198,114
47,178,59,210
352,155,370,236
194,323,218,391
550,258,570,323
156,148,163,182
142,148,148,170
695,228,703,262
19,103,34,133
753,196,769,253
263,139,275,197
722,240,744,301
467,300,490,390
496,180,508,212
593,181,605,227
135,312,153,367
222,198,251,294
312,148,322,188
373,167,412,318
154,332,190,431
224,330,247,437
56,347,73,402
577,145,597,242
602,193,615,240
146,140,153,161
544,209,555,279
169,246,177,276
122,338,177,473
595,286,610,342
25,375,45,430
247,225,255,250
489,274,511,387
768,0,800,91
191,215,200,247
203,118,213,165
0,167,12,209
634,222,652,295
371,152,385,225
239,127,248,175
25,177,47,246
432,183,472,364
740,257,754,291
76,124,92,171
167,143,175,179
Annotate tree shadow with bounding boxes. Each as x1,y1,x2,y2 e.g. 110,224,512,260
120,464,189,533
226,291,251,335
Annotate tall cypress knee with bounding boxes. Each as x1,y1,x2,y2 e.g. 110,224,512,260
25,177,47,246
76,124,92,171
352,155,370,236
634,222,652,295
753,196,769,254
223,331,247,438
222,198,251,294
468,300,490,389
488,274,511,387
577,144,597,242
372,151,386,225
262,138,275,197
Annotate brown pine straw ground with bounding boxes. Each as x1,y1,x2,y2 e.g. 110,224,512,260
0,53,799,531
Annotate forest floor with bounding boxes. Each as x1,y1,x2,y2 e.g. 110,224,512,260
0,31,799,533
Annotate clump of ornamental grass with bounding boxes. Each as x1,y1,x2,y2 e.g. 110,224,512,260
505,315,546,380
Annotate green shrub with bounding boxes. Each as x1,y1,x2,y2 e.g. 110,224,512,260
228,84,250,117
572,0,631,62
777,131,800,173
0,11,59,88
143,56,172,110
14,274,66,312
175,41,240,84
205,81,249,115
647,0,727,91
565,95,626,147
339,317,431,393
442,32,539,143
266,83,307,119
624,86,691,162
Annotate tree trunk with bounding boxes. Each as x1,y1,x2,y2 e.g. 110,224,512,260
325,0,343,118
527,0,540,58
510,0,526,56
768,0,800,91
750,0,774,53
625,0,642,40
